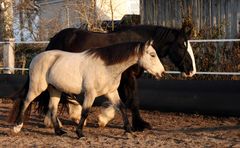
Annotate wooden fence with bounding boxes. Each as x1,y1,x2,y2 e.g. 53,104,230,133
140,0,240,39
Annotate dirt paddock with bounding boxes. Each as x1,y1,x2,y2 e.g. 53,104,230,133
0,100,240,147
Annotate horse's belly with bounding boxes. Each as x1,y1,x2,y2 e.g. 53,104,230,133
48,76,82,94
93,77,121,96
48,66,82,94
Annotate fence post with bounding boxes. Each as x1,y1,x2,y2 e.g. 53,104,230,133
3,38,15,74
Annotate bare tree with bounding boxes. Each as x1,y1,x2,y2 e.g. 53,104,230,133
14,0,40,41
0,0,14,40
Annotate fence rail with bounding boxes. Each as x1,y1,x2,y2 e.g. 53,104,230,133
1,39,240,44
0,39,240,75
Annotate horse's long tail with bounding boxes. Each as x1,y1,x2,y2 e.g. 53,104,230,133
8,76,30,123
35,92,69,116
34,91,50,115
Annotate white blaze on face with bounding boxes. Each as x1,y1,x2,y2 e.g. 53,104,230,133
139,45,165,79
183,41,196,77
187,41,196,76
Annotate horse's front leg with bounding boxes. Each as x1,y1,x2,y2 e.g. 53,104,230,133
119,74,151,131
48,86,66,136
105,90,132,133
76,91,96,138
130,97,152,131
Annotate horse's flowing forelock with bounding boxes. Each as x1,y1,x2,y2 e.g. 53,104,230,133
86,42,145,65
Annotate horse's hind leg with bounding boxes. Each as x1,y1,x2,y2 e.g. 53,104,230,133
105,90,132,133
48,86,66,136
13,90,42,133
67,98,84,125
98,104,115,127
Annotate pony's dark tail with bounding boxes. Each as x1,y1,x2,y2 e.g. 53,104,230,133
8,76,30,123
35,92,69,116
35,90,50,115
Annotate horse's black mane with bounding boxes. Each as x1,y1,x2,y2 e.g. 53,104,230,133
113,25,180,32
86,42,147,65
113,25,182,54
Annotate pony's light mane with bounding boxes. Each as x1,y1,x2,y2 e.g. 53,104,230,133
86,42,146,65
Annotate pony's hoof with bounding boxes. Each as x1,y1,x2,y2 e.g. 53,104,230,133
13,123,23,133
55,129,67,136
76,129,84,139
132,118,152,131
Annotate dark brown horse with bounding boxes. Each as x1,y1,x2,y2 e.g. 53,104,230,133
35,25,196,131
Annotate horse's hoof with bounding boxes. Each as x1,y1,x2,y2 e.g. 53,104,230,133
76,129,85,139
132,118,152,131
55,129,67,136
13,123,23,133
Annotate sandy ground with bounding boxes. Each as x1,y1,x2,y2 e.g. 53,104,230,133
0,100,240,147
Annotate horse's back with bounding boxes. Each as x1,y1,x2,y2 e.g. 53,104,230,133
45,28,78,51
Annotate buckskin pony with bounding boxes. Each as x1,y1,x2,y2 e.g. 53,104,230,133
10,41,165,138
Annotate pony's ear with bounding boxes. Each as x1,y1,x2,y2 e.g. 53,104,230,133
181,24,192,38
145,39,153,47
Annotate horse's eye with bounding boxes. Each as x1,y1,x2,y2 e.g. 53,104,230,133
150,53,156,57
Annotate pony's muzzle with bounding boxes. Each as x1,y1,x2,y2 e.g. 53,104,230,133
155,71,165,79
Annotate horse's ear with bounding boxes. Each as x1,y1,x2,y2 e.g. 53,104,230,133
181,24,192,38
145,40,153,47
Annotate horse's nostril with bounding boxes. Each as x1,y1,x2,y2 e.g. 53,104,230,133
185,71,190,75
161,71,165,77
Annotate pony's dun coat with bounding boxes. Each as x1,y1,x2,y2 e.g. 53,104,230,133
11,41,165,138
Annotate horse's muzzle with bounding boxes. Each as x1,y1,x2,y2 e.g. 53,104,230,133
155,71,165,79
181,71,196,77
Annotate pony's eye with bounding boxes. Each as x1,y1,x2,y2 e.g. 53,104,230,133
150,53,156,57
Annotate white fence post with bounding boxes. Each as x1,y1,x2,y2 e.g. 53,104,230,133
3,38,15,74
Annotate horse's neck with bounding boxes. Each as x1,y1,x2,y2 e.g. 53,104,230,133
106,55,138,78
153,27,176,57
112,29,155,42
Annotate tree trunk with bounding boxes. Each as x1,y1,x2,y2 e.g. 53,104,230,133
1,0,15,74
2,0,14,38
